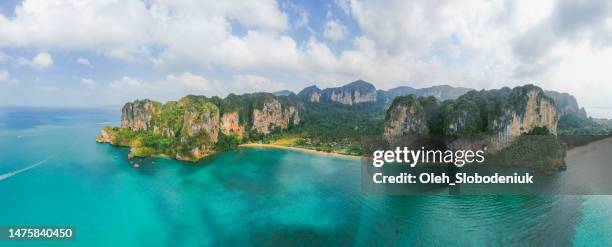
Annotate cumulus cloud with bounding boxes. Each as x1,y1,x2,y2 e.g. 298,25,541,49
283,2,309,29
335,0,352,16
323,18,348,42
80,78,95,86
0,69,9,81
165,72,211,91
105,73,288,99
232,74,285,93
0,0,289,62
0,51,7,63
17,52,53,68
109,76,146,89
31,52,53,68
512,0,612,77
76,58,91,67
1,0,611,109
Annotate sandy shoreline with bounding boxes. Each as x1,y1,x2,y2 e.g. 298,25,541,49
566,136,612,156
242,136,612,160
239,143,362,160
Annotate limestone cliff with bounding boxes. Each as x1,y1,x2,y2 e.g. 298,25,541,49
385,85,472,101
98,96,219,161
383,95,428,144
384,85,558,151
121,99,157,131
220,112,243,137
544,90,587,119
99,92,302,161
491,88,557,140
252,98,300,134
320,80,377,105
298,85,321,103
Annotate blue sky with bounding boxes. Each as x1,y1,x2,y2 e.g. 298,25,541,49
0,0,611,117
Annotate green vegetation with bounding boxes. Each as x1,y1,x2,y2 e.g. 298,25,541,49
101,126,178,157
284,101,385,155
100,82,610,167
385,86,569,174
488,127,566,174
215,133,241,151
556,111,612,148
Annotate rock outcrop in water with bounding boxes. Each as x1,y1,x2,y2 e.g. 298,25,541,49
98,93,301,161
121,99,156,131
383,84,566,173
384,85,558,150
99,79,578,170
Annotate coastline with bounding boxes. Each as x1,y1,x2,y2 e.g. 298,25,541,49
566,136,612,156
239,143,362,160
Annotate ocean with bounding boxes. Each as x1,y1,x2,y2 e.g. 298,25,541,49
0,107,611,246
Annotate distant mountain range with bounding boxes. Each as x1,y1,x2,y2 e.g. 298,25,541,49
290,80,586,120
295,79,472,105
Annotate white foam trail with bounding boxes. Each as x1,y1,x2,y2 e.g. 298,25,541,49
0,141,76,181
17,134,38,138
0,156,53,181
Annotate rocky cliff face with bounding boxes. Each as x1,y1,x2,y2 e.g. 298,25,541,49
220,112,243,137
449,86,557,151
494,89,557,139
178,105,220,157
298,80,380,105
121,99,157,131
100,92,302,161
117,96,221,161
320,80,377,105
384,85,558,152
385,85,472,101
252,99,300,134
383,95,428,144
544,90,587,119
298,86,321,103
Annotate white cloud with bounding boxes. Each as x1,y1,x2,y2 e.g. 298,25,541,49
31,52,53,68
18,52,53,68
335,0,352,16
0,0,611,109
232,74,284,93
80,78,95,85
323,18,348,42
165,72,211,91
109,76,146,89
0,51,7,63
0,69,8,81
282,2,309,29
103,73,288,101
76,57,91,67
0,0,289,61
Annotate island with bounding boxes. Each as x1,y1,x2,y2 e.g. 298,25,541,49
97,80,611,173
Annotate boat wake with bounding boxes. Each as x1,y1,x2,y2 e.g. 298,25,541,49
17,134,39,138
0,155,55,181
0,141,77,181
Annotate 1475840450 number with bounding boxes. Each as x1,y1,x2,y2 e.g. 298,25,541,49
1,227,74,240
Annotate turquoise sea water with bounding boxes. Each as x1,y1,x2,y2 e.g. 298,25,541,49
0,107,611,246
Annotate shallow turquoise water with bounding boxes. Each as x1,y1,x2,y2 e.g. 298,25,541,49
0,107,611,246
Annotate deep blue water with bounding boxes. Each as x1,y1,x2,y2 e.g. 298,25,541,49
0,107,611,246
